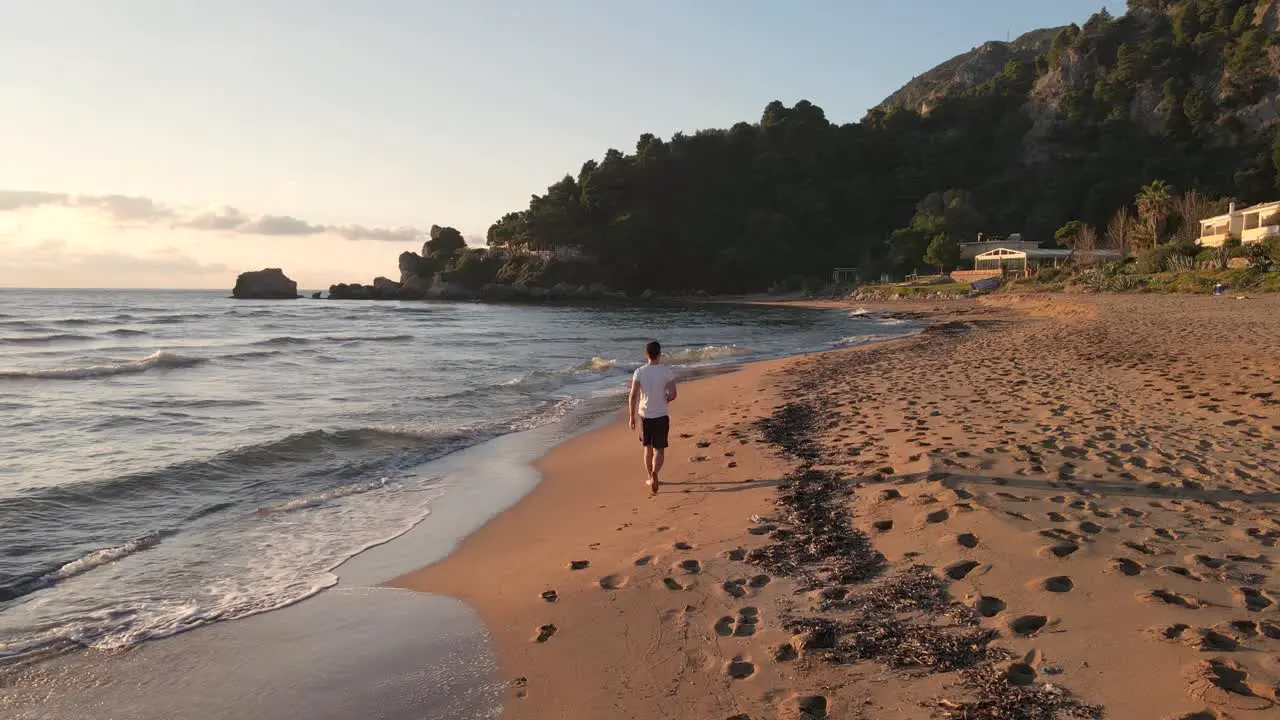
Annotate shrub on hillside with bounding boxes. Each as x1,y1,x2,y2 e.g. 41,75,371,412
1136,243,1197,273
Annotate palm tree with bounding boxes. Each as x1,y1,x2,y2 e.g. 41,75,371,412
1135,180,1174,249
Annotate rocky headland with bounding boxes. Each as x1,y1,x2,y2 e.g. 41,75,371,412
231,268,299,299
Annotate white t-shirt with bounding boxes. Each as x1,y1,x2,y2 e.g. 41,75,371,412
632,363,676,419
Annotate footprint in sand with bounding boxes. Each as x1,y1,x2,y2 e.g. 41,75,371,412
714,616,735,637
788,695,829,719
662,577,688,591
726,656,755,679
634,555,653,567
1153,625,1239,651
1189,554,1225,570
1039,542,1080,559
1160,566,1204,582
540,590,558,602
1139,589,1206,609
871,519,893,532
1008,615,1049,636
747,574,770,589
673,541,693,551
1124,541,1163,556
1233,587,1275,612
724,548,746,561
973,595,1007,617
1108,558,1144,576
955,533,979,548
722,580,747,599
1225,620,1280,639
1036,576,1075,593
1004,661,1037,686
568,560,590,570
598,575,628,590
1185,658,1276,711
924,509,949,524
943,560,981,580
677,559,702,574
534,624,557,643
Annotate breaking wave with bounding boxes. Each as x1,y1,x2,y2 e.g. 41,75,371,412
0,351,206,380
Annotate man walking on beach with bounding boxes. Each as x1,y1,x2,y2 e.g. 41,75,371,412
628,341,677,494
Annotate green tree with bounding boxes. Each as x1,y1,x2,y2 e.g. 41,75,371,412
887,228,929,274
1055,220,1085,248
924,234,961,273
425,225,467,257
1135,180,1175,248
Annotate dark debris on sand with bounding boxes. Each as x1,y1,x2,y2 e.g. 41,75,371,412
744,469,886,588
750,369,1103,720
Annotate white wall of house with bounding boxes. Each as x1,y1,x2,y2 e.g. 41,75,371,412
1198,200,1280,247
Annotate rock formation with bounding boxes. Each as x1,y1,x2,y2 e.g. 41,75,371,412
232,268,299,299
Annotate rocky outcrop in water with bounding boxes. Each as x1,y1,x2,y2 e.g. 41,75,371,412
232,269,299,299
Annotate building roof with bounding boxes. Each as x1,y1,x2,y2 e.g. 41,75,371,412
1200,200,1280,225
974,247,1120,260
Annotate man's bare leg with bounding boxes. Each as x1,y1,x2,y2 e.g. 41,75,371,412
652,449,665,485
644,446,656,487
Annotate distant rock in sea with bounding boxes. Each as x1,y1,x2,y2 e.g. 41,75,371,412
233,269,299,299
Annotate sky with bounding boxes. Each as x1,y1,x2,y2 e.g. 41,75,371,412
0,0,1121,289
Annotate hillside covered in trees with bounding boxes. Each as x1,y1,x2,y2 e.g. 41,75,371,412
396,0,1280,296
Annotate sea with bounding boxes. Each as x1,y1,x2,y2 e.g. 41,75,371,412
0,289,918,671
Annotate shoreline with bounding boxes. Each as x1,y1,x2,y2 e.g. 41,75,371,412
392,293,1280,719
389,325,941,718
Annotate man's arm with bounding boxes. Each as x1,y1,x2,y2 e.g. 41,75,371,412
665,372,678,403
628,376,640,429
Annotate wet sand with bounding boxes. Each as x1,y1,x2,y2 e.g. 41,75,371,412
396,294,1280,719
0,587,500,720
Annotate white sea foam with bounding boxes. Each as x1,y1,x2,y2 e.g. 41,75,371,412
256,478,390,514
662,344,756,365
0,351,205,380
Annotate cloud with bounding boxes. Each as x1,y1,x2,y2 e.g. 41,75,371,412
331,225,428,243
185,205,250,231
0,188,438,243
239,214,326,236
76,194,173,222
0,190,69,211
0,189,170,222
0,239,229,288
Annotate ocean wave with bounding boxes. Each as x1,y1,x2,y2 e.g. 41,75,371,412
0,532,170,602
0,333,92,345
0,351,205,381
569,345,755,374
0,320,52,330
663,344,757,364
256,477,390,514
252,336,312,346
575,356,634,373
223,349,285,361
831,327,921,348
104,328,150,337
323,334,413,343
50,318,97,327
847,307,872,317
140,313,212,325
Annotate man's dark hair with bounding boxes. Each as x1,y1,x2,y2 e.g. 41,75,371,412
645,341,661,359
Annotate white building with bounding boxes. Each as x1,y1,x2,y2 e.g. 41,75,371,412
1198,201,1280,247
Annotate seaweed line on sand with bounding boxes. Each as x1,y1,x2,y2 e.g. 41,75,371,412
748,357,1103,720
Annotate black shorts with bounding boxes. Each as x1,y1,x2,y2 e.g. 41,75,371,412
640,416,670,449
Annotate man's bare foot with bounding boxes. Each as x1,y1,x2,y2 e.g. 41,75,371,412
647,476,660,494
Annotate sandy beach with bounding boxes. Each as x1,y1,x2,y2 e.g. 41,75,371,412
396,293,1280,719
